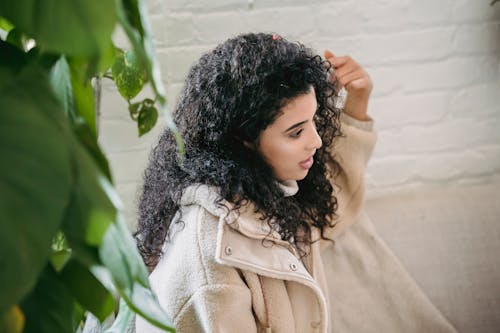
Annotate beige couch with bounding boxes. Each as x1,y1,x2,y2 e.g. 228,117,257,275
365,180,500,333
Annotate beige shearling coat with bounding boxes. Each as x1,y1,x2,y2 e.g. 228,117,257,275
136,114,457,333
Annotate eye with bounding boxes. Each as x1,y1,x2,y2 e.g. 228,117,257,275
289,129,303,138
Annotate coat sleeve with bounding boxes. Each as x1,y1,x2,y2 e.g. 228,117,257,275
135,204,258,333
324,112,377,239
173,284,258,333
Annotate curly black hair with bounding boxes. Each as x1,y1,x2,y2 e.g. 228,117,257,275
135,32,343,269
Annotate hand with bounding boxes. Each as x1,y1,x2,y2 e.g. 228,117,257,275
324,50,372,121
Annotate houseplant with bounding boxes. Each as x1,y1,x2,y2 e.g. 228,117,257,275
0,0,178,332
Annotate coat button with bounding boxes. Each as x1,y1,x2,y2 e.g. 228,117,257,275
289,263,297,271
311,321,320,328
224,246,232,256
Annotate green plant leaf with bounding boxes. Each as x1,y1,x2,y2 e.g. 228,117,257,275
0,46,72,314
127,98,158,136
20,265,75,333
100,218,175,331
121,0,145,37
68,57,97,138
127,283,176,332
138,100,158,136
89,265,118,296
116,0,163,102
73,119,113,181
100,220,148,291
0,16,14,33
72,302,86,331
50,43,115,142
61,142,119,250
0,0,116,56
5,28,28,51
49,56,75,119
116,0,184,158
50,249,72,273
50,231,72,272
104,298,135,333
0,40,28,90
60,188,110,272
60,260,115,322
128,101,142,120
112,48,147,100
94,41,117,76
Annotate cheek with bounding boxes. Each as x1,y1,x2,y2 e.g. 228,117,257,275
262,140,300,166
276,143,298,160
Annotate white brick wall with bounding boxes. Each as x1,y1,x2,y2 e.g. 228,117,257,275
99,0,500,229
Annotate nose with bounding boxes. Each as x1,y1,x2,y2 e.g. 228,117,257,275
307,126,322,150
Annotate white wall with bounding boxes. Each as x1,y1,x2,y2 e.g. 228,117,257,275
99,0,500,229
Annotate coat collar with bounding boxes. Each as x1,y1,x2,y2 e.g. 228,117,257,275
180,181,298,241
180,182,328,324
278,180,299,196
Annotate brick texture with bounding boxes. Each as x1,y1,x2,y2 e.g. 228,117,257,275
98,0,500,228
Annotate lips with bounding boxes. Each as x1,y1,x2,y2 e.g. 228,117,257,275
299,156,314,169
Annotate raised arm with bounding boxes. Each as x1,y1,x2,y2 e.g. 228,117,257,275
324,50,372,121
323,51,377,239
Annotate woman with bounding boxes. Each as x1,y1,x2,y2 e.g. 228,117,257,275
135,33,456,332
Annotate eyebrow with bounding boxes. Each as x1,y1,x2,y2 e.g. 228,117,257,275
283,120,307,133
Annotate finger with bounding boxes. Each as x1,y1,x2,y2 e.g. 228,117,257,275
334,62,359,79
337,71,366,89
324,50,350,68
324,50,335,59
333,63,360,88
329,56,350,68
345,77,370,94
324,51,353,71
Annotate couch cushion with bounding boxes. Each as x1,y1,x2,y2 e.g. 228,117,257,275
365,181,500,333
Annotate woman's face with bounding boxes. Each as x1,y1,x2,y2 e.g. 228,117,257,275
256,88,323,181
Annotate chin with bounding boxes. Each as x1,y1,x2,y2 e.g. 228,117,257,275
294,171,309,181
278,169,309,182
